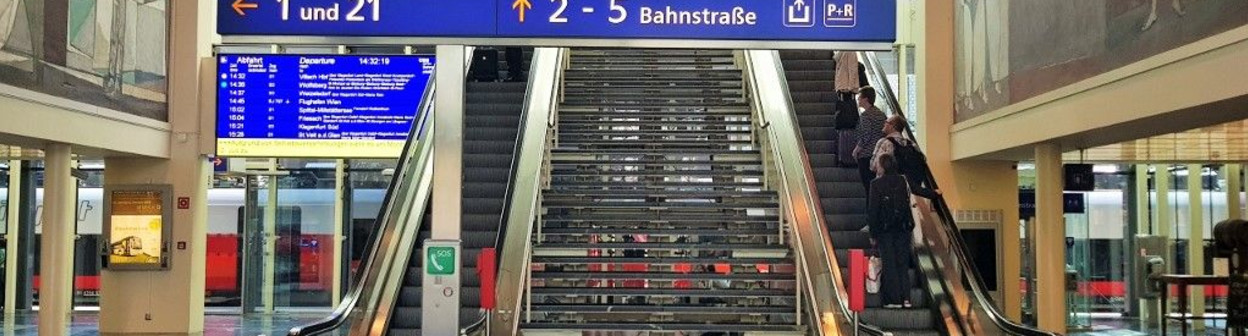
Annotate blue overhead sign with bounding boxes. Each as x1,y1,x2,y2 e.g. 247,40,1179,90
218,0,895,43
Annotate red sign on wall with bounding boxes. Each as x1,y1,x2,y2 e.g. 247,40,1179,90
177,197,190,209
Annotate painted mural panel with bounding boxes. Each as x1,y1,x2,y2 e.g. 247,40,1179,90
0,0,166,120
956,0,1248,122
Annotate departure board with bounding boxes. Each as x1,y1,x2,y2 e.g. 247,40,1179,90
215,54,435,158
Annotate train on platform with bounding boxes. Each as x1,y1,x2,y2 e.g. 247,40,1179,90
7,188,1246,309
15,187,385,306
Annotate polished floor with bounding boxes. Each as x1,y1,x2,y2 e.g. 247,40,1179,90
1,312,323,336
1069,318,1233,336
0,313,1240,335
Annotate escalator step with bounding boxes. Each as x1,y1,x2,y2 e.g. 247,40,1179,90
465,116,521,127
825,214,868,232
464,103,523,116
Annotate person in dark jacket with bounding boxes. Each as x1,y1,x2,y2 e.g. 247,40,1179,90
867,153,914,309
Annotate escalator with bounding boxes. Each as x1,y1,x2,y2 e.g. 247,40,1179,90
388,49,532,335
288,48,532,336
779,50,939,335
764,49,1063,336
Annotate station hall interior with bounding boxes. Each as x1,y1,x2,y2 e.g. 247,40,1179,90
1,0,1248,336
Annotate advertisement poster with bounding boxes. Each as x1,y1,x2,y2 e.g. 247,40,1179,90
107,190,166,267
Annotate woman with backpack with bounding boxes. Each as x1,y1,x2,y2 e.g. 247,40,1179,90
867,153,914,309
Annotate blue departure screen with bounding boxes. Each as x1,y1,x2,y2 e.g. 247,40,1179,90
215,54,435,158
217,0,895,44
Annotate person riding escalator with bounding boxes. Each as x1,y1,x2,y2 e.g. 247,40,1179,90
867,153,916,309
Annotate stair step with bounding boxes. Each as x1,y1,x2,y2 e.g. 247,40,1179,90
558,140,754,146
550,181,764,189
565,80,744,87
543,201,777,210
551,159,761,166
565,87,745,95
571,49,735,57
521,323,804,333
559,120,752,126
559,113,751,119
544,214,777,223
538,228,778,236
529,305,796,314
549,172,763,178
570,57,736,64
529,287,792,297
559,105,750,113
552,148,758,155
544,190,774,198
557,130,753,137
532,256,790,264
531,272,793,280
536,243,785,250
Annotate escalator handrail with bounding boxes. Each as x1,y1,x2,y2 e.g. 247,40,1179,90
743,50,886,336
288,68,438,336
857,51,1061,336
486,47,566,336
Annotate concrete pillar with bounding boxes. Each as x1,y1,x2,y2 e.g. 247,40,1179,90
39,144,75,336
1135,164,1154,323
1034,143,1066,334
1157,166,1174,272
1228,165,1242,221
1186,165,1205,330
98,0,208,333
3,160,20,317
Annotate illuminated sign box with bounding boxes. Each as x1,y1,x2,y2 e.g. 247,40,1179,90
102,185,173,271
215,54,435,158
216,0,897,46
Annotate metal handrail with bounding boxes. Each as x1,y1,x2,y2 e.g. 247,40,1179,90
488,47,566,336
288,65,439,336
858,51,1061,336
742,49,882,336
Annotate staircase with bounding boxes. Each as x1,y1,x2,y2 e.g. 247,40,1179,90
779,50,940,336
387,50,530,336
521,49,805,335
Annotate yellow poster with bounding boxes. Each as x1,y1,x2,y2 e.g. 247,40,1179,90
108,190,164,266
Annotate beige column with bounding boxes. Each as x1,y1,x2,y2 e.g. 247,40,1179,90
99,0,208,333
1157,166,1174,273
1034,143,1066,334
3,160,20,318
1135,164,1154,323
39,144,75,336
1186,165,1205,330
1228,164,1242,221
1136,165,1152,236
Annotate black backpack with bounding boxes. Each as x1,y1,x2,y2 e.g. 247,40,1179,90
878,181,911,232
887,137,925,178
